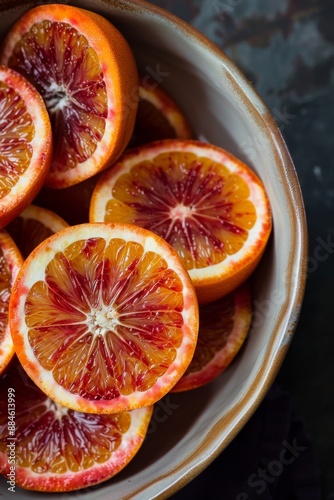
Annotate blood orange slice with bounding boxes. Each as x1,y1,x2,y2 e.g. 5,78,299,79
9,222,199,414
90,140,272,303
1,4,139,188
0,358,153,492
172,281,252,392
0,65,52,228
6,204,68,258
0,231,23,375
129,77,192,148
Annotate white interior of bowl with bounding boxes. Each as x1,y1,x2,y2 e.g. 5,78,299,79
0,1,307,499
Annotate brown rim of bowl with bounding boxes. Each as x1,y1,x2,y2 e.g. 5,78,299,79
105,2,308,498
0,0,308,497
104,1,308,497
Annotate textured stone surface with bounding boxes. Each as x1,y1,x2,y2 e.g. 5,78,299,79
149,1,333,498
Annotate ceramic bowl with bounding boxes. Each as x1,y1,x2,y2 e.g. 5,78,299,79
0,0,307,498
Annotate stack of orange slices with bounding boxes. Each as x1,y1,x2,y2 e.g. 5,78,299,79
0,3,272,494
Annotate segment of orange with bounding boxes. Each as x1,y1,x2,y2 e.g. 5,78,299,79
6,204,68,258
0,358,153,492
89,140,272,303
0,4,139,189
0,231,23,375
0,65,52,228
129,77,192,148
9,222,199,414
172,281,252,392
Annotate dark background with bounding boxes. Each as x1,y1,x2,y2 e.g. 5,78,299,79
148,1,334,498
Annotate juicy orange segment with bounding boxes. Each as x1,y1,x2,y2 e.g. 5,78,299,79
0,81,33,197
0,231,23,374
1,5,139,188
172,281,252,391
9,223,198,413
90,140,272,303
0,65,52,228
6,204,69,258
0,359,153,491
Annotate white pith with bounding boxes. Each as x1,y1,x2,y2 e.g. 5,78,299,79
44,398,69,419
169,203,192,220
43,82,68,114
86,306,119,337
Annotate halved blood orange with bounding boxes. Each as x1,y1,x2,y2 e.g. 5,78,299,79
1,4,139,188
0,65,52,228
89,140,272,303
9,222,199,414
129,77,192,148
0,231,23,375
0,358,153,492
172,281,252,392
6,204,68,258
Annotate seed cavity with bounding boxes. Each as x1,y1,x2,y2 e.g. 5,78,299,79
86,306,119,336
169,203,192,220
44,83,68,114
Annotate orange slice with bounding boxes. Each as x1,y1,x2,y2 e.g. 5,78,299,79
129,77,192,148
0,65,52,228
0,359,153,492
1,4,139,189
89,140,272,303
9,222,199,414
0,231,23,375
6,204,69,258
172,281,252,392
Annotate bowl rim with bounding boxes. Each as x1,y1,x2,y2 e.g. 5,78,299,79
105,1,308,497
0,0,308,497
